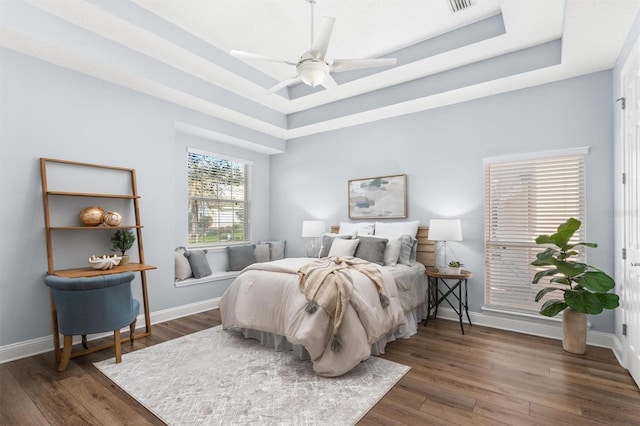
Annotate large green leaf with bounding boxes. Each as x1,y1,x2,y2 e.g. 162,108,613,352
575,242,598,248
532,268,558,284
539,299,568,317
553,218,581,248
535,287,564,302
553,260,587,277
574,271,615,292
550,276,571,285
594,292,620,309
535,235,556,245
564,290,603,314
531,248,558,265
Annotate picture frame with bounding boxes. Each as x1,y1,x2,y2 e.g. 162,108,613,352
348,174,407,219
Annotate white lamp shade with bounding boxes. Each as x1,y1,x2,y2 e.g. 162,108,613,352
298,61,327,87
427,219,462,241
301,220,325,237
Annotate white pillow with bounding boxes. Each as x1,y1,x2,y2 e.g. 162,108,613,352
383,236,402,266
339,221,374,236
174,247,193,281
328,238,360,257
375,220,420,239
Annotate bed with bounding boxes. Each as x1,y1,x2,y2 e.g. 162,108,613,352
219,225,435,377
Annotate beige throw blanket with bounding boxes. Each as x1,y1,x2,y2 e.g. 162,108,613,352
298,256,390,351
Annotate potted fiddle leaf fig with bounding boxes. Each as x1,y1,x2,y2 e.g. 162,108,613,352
531,217,619,354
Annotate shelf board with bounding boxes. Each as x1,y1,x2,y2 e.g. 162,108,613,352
49,225,142,230
51,263,157,278
47,191,139,199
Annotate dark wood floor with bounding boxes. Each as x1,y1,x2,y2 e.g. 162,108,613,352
2,310,639,425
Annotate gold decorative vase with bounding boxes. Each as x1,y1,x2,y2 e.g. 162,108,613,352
562,308,587,354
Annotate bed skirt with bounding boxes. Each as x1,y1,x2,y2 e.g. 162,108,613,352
231,302,430,360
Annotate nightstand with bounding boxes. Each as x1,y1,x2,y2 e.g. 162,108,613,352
424,268,473,334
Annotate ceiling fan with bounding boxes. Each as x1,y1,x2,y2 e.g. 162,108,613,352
230,0,397,95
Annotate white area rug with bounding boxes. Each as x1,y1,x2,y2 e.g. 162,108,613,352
95,326,409,425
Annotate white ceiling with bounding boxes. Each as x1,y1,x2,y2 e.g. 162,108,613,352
1,0,639,150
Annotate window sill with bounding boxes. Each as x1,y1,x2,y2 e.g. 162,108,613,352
185,243,251,253
174,271,240,287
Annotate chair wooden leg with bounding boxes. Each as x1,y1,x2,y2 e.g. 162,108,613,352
113,329,122,363
58,335,73,372
129,320,136,345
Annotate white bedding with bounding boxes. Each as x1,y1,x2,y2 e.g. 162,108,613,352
219,257,427,377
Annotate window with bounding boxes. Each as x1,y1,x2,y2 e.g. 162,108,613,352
484,148,587,313
187,149,251,246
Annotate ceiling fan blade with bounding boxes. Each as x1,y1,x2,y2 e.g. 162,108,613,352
230,49,297,66
265,76,302,95
331,58,397,72
320,73,338,90
309,17,335,60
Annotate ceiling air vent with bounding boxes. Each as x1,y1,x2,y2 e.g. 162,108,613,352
448,0,472,13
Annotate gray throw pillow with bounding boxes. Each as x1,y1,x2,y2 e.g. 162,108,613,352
254,243,271,263
354,236,388,265
227,244,257,271
259,240,286,260
319,234,352,258
184,249,212,278
398,235,417,266
174,246,193,281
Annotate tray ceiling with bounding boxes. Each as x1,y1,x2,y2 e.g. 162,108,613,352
1,0,638,151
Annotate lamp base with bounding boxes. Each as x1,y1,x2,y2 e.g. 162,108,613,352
306,238,319,258
435,241,449,272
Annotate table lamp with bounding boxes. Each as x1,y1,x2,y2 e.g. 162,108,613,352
301,220,325,257
427,219,463,271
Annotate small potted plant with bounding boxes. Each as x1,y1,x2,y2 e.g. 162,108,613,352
447,260,463,274
111,230,136,265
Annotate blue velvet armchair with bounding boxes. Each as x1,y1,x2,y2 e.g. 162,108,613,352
44,272,140,371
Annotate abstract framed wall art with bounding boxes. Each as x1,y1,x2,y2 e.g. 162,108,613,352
348,174,407,219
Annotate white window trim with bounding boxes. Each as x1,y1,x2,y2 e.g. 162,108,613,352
186,147,252,247
188,147,254,167
483,146,590,165
483,148,588,314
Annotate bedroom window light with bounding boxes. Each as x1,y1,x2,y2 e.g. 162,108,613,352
187,148,251,246
484,148,587,314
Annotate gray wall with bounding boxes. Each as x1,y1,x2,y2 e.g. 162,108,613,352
0,28,629,350
271,70,616,333
0,50,271,347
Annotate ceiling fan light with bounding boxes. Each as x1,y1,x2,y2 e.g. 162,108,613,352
299,61,327,87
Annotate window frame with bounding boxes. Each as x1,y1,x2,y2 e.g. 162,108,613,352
186,147,252,247
483,147,589,314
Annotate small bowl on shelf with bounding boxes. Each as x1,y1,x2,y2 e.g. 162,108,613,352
88,255,122,270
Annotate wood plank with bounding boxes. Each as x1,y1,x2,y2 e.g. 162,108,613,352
0,365,50,425
52,263,156,278
6,356,102,425
58,375,154,426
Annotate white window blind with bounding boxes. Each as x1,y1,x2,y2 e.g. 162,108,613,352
484,152,586,313
187,149,250,246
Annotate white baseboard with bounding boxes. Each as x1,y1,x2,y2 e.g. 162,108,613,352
0,297,221,364
434,307,615,349
2,300,617,365
611,334,625,367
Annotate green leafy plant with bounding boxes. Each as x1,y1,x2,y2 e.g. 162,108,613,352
448,260,463,268
110,230,136,256
531,217,619,316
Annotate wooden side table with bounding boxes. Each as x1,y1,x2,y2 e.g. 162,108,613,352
424,268,473,334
